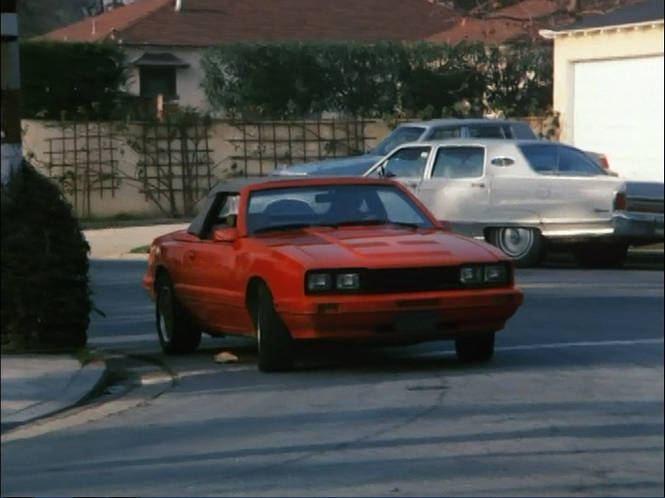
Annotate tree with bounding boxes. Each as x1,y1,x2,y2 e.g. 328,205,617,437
1,0,23,183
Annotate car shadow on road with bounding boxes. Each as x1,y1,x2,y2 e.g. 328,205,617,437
172,333,663,395
542,248,663,271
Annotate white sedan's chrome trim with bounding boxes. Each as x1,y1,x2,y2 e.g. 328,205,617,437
541,228,614,238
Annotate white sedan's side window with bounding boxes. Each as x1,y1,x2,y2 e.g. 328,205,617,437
519,144,557,175
431,146,484,178
382,146,430,178
558,146,605,176
520,144,605,176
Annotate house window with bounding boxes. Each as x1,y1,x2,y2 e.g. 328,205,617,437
139,67,177,99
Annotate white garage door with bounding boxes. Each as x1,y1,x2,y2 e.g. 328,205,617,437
573,55,664,182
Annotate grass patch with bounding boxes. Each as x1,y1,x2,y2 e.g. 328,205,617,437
129,244,151,254
73,346,103,365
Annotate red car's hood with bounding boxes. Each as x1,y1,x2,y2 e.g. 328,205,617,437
257,227,505,268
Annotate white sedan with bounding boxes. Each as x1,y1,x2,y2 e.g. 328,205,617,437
363,139,664,267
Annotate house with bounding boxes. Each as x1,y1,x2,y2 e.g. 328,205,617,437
540,0,664,182
427,0,563,44
41,0,566,112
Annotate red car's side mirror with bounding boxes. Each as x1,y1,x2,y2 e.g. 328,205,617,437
212,227,238,242
438,220,452,231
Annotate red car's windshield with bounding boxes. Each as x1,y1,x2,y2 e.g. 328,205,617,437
246,184,434,234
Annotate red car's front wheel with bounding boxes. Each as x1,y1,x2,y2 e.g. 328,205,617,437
256,283,295,372
155,275,201,354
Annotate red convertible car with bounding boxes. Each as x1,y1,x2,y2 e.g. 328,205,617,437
143,177,523,371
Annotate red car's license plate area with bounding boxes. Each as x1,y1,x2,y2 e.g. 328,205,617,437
392,310,439,333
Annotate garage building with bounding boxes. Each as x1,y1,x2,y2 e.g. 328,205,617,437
541,0,664,182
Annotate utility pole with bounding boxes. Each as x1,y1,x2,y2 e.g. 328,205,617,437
1,0,23,184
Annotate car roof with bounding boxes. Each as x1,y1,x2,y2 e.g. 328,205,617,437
395,138,553,147
207,176,267,195
207,175,398,197
396,118,527,129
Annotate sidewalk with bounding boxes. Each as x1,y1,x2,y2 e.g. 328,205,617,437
1,355,107,432
84,223,189,259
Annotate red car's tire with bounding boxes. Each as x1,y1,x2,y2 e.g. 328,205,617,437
155,275,201,355
256,283,295,372
455,332,495,363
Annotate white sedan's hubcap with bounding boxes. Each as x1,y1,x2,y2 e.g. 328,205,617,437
498,228,533,258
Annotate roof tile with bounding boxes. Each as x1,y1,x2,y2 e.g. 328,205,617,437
42,0,458,45
428,0,561,44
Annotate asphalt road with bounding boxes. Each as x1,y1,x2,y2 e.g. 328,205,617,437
1,255,663,496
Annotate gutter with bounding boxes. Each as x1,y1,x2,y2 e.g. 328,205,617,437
540,18,663,39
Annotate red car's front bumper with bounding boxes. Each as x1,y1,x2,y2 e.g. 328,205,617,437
274,287,523,342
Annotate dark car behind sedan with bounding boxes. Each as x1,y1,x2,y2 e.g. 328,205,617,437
272,118,537,177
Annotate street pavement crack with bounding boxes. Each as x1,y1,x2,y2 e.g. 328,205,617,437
227,375,449,479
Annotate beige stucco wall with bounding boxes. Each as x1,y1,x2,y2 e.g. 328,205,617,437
22,119,162,218
22,118,393,219
551,23,665,144
125,45,210,111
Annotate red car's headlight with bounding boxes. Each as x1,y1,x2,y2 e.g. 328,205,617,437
306,271,361,293
307,272,332,292
460,264,509,286
336,273,360,291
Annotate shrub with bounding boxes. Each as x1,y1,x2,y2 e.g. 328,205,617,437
1,162,91,350
483,42,553,117
201,41,553,119
398,42,487,118
20,41,129,120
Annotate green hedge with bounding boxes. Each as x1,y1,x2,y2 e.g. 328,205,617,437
201,41,552,119
1,162,91,350
20,41,129,120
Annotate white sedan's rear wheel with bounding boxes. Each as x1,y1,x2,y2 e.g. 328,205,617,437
490,227,545,267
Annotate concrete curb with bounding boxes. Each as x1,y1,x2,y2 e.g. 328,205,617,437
0,359,109,433
1,356,175,443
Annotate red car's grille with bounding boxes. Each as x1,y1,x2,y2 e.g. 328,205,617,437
359,266,461,293
305,263,512,295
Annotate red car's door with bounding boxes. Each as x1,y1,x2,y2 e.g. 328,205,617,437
172,234,250,335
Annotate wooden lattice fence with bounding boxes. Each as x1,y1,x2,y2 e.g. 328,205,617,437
32,116,384,218
134,118,215,217
228,119,376,176
44,120,120,218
